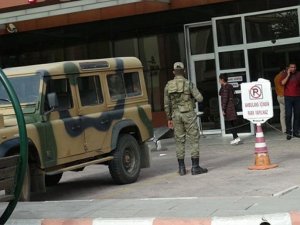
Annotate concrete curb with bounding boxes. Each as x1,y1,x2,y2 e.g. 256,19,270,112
5,212,300,225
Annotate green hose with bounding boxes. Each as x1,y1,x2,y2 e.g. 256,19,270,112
0,69,28,225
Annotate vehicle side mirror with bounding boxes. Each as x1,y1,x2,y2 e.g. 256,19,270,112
47,92,58,109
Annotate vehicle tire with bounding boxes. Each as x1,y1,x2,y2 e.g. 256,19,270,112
19,165,30,201
109,134,141,184
45,173,63,186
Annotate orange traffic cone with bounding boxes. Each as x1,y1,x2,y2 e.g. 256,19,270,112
248,123,278,170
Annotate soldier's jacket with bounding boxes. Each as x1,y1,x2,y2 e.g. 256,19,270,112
164,75,203,119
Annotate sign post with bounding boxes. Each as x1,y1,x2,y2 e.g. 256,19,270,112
241,78,278,170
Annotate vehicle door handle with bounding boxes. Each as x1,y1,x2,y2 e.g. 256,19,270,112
100,119,109,124
71,125,81,130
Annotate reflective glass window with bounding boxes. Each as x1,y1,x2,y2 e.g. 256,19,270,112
78,76,103,106
219,50,245,70
114,38,138,57
189,26,214,54
124,72,141,97
194,60,220,130
45,78,73,111
245,9,299,43
107,74,126,100
216,17,243,46
0,74,40,105
107,72,141,100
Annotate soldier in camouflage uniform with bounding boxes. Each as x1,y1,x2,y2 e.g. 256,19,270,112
164,62,208,176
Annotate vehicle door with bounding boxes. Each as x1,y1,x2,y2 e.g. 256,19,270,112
76,74,109,152
41,76,85,166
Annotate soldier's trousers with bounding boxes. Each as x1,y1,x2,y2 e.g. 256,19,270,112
172,110,200,159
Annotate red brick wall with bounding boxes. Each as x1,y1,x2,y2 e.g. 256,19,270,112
1,1,170,33
0,0,29,8
152,111,168,128
170,0,234,9
0,0,234,34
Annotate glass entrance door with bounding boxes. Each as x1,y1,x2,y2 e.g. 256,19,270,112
212,16,253,136
213,5,300,136
184,22,221,134
185,6,300,136
194,59,220,133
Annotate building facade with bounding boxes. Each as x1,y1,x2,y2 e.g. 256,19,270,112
1,0,300,135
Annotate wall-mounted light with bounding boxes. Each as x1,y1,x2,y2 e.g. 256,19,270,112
6,23,18,33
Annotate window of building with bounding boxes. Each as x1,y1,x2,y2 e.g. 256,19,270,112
64,44,87,60
216,17,243,46
138,35,161,111
114,38,139,57
189,26,214,55
219,50,245,70
45,78,73,111
138,32,185,112
77,76,103,106
245,9,299,43
87,40,112,59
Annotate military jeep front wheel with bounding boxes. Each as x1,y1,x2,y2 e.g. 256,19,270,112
109,134,141,184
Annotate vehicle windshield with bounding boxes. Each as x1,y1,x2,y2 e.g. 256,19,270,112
0,74,40,105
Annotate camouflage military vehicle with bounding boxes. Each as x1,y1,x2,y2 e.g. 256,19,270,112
0,57,153,200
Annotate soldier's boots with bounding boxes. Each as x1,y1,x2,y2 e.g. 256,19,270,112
177,159,186,176
191,157,208,175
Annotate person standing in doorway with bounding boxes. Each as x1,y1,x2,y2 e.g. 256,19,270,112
280,62,300,140
219,74,241,145
164,62,208,176
274,67,286,133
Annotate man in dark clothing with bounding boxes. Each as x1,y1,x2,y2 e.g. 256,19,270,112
280,63,300,140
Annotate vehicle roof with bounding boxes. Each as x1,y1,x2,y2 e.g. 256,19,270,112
3,57,142,77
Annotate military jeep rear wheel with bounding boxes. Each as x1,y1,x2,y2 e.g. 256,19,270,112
109,134,141,184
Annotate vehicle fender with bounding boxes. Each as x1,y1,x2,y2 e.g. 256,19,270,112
0,138,21,157
0,137,36,158
0,138,46,192
111,119,139,150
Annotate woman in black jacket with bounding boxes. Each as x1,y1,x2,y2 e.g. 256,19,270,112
219,74,241,145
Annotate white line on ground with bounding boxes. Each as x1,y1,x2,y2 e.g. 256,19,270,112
139,197,198,200
272,185,299,197
44,199,94,203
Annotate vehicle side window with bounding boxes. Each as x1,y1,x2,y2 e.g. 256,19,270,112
45,78,73,111
124,72,141,97
107,72,141,100
107,74,126,100
77,76,103,106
